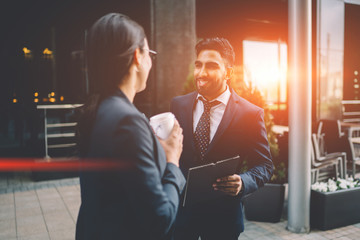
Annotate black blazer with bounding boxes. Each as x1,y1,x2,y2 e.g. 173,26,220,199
170,89,273,234
76,90,186,240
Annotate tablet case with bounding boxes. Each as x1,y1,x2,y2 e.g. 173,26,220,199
183,155,240,207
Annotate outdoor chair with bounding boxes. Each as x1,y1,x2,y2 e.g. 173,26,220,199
311,134,342,182
312,133,345,178
319,119,346,154
347,137,360,178
314,128,348,177
316,121,326,155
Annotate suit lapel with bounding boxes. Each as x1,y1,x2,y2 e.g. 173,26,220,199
206,89,239,157
183,93,197,152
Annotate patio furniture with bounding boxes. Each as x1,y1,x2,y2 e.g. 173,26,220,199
37,104,82,158
341,100,360,123
316,121,326,155
311,134,342,182
316,120,349,177
347,137,360,178
312,133,345,178
341,121,360,138
319,119,346,154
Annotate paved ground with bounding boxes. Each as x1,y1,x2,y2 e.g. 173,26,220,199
1,173,360,240
0,173,80,240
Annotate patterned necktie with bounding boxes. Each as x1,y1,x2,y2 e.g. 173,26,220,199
194,97,221,160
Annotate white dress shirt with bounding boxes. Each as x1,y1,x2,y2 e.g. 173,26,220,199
193,86,231,142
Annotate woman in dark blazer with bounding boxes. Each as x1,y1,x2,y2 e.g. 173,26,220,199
75,13,185,240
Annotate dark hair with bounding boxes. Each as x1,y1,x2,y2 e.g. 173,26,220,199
77,13,146,155
86,13,146,96
195,37,235,67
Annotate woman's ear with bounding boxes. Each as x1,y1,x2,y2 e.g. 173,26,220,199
133,48,142,72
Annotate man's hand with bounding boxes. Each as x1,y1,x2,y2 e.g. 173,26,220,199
213,174,242,196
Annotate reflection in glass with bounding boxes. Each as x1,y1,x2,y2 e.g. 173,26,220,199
243,40,287,110
317,0,344,120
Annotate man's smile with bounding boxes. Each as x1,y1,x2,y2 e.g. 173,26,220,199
197,78,209,87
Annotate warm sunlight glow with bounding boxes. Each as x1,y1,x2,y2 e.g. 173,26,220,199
243,40,287,105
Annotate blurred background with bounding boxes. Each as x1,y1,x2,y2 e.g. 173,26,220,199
0,0,359,162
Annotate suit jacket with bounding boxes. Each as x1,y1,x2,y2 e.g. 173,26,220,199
76,90,186,240
170,89,273,234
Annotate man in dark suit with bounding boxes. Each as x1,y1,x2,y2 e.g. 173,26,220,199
171,37,273,240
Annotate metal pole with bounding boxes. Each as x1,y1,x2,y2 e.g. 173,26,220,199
44,109,49,159
287,0,312,233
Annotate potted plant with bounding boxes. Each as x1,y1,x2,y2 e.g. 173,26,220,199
228,66,286,222
242,162,287,223
311,178,360,230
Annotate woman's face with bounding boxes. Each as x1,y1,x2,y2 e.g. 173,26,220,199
136,38,152,93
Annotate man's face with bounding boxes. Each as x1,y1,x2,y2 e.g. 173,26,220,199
194,50,229,101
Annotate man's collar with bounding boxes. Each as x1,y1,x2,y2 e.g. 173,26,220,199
196,85,231,105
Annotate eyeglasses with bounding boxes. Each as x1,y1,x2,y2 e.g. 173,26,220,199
142,49,157,60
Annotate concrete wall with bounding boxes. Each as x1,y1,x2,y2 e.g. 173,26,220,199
150,0,196,113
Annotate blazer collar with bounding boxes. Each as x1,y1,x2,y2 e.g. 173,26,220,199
184,92,198,152
114,89,132,104
205,88,241,157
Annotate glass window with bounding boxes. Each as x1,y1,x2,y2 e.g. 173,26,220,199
243,40,287,110
317,0,345,120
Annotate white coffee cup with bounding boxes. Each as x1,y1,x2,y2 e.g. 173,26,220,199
149,112,175,139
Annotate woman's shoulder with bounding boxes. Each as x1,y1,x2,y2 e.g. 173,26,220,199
99,94,138,115
92,94,147,133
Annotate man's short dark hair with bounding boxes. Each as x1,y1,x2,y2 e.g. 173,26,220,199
195,37,235,67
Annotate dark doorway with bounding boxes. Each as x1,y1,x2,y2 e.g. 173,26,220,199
342,3,360,121
344,3,360,101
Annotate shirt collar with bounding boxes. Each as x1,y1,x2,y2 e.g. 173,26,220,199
197,85,231,106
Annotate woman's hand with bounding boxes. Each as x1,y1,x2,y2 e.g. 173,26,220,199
158,119,183,167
